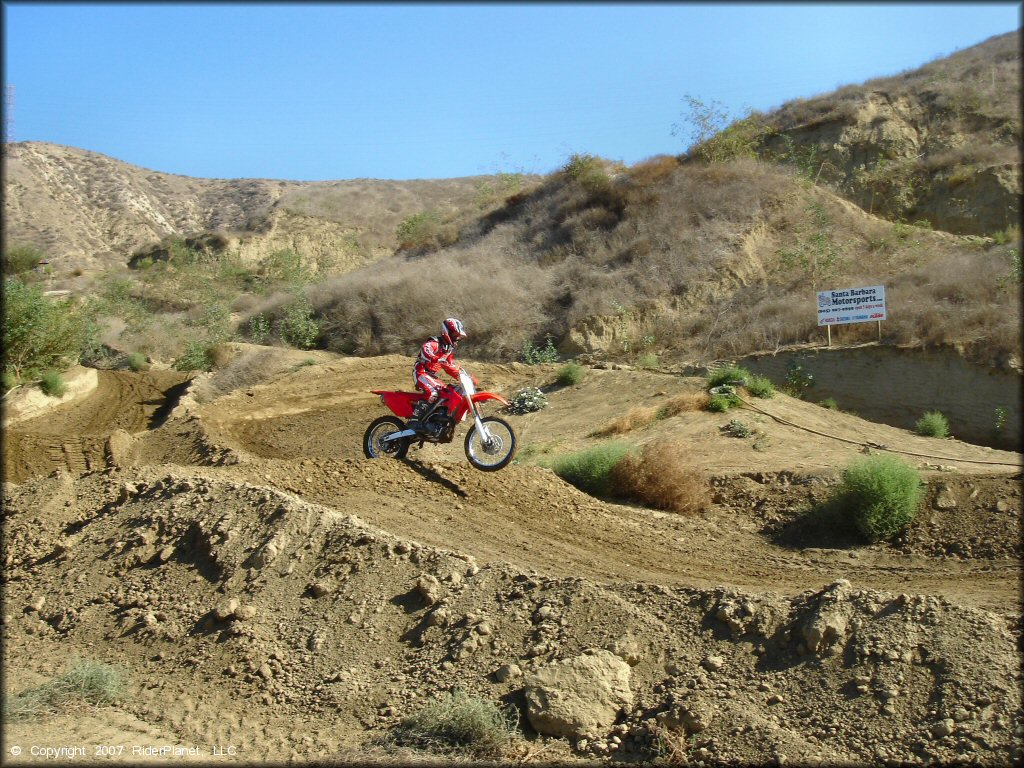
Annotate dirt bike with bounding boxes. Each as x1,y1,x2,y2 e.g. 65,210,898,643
363,368,518,471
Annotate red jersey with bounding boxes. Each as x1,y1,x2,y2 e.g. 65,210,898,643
415,336,460,378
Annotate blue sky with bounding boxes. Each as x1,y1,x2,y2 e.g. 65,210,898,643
3,2,1020,181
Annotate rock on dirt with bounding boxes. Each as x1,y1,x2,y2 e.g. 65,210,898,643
524,648,634,738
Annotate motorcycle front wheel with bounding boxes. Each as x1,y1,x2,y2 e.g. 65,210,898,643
464,416,517,471
363,416,410,460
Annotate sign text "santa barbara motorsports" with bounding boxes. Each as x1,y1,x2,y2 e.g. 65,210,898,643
817,285,886,326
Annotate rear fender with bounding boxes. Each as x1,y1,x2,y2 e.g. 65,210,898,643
371,390,425,419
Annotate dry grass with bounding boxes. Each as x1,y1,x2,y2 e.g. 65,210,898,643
590,392,707,436
590,406,660,437
4,659,125,721
610,439,709,514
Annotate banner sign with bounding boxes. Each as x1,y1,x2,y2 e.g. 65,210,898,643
817,285,886,326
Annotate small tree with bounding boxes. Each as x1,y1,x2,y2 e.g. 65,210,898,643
3,278,90,383
672,95,771,163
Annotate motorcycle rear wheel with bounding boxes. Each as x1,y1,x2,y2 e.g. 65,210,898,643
363,415,410,460
464,416,517,471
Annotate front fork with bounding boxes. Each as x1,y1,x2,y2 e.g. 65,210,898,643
469,399,492,444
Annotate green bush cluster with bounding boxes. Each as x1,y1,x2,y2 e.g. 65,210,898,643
173,341,215,372
704,366,773,410
635,352,659,369
784,361,815,398
831,455,924,542
915,411,950,438
673,95,772,164
3,244,45,275
556,362,584,386
706,365,749,388
247,314,271,344
396,210,456,252
39,370,67,397
521,334,559,365
707,391,741,412
722,419,752,438
278,295,320,349
545,442,632,496
563,153,612,192
745,374,776,398
3,278,94,386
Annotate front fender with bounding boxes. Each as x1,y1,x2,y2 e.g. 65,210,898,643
471,392,510,407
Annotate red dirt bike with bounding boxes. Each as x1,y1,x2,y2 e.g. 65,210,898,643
363,368,518,471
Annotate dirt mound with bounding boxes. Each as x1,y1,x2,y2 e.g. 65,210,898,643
2,349,1021,764
3,468,1021,764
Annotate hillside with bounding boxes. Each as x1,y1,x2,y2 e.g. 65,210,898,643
759,30,1021,235
2,141,539,273
307,154,1020,371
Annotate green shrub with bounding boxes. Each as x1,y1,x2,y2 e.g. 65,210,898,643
722,419,752,437
706,365,750,388
556,362,584,386
521,334,559,365
833,455,924,542
277,295,320,349
707,392,741,412
386,688,520,760
247,313,270,344
3,278,91,382
636,352,659,369
563,153,611,192
546,442,631,496
994,406,1009,439
819,397,840,410
3,244,45,275
262,248,311,286
396,211,443,251
173,341,214,372
126,352,149,371
506,387,548,414
39,370,67,397
745,374,776,398
4,659,125,721
915,411,950,438
784,361,815,398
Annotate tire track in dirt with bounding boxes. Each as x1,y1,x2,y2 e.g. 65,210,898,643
3,370,192,483
238,457,1021,617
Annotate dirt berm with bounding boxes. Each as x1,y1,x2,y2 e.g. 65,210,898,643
2,347,1021,764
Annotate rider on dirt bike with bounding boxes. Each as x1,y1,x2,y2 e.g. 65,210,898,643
413,318,474,422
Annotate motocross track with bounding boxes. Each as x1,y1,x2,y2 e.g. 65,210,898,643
3,345,1022,765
